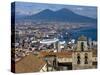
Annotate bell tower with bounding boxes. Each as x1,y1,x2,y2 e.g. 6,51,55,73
72,35,92,70
76,35,88,51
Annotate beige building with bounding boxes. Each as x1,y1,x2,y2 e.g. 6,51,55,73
73,35,97,69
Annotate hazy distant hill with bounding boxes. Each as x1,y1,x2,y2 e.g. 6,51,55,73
15,8,97,23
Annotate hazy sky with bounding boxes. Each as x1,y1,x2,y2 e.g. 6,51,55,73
15,2,97,19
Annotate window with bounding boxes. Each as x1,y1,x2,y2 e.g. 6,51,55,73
53,57,57,67
77,54,81,64
84,53,88,64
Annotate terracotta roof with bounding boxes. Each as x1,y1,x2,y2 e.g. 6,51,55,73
38,51,72,58
15,53,46,73
78,35,87,41
56,51,72,58
38,51,55,58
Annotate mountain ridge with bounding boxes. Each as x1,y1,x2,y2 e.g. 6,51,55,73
16,8,97,23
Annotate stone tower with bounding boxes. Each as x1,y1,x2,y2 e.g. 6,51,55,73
72,35,92,69
76,35,88,51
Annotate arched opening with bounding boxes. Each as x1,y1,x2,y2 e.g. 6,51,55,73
81,42,84,51
84,53,88,64
77,54,81,64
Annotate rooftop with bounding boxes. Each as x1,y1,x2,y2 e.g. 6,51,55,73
78,35,87,41
15,53,46,73
38,51,72,58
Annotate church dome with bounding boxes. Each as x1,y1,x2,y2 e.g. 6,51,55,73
78,35,87,41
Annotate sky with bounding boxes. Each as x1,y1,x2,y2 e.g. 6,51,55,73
14,2,97,19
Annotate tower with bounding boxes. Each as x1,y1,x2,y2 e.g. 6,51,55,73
72,35,92,69
88,38,92,49
76,35,88,51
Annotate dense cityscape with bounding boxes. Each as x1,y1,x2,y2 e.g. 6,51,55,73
11,2,97,73
11,21,97,73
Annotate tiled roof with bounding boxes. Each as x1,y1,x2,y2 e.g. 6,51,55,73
15,53,46,73
56,51,72,58
38,51,55,58
38,51,72,58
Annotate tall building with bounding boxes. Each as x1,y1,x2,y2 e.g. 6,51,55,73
72,35,95,69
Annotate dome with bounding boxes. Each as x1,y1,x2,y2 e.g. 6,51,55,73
78,35,87,41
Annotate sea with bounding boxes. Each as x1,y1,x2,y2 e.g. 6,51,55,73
59,26,97,41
